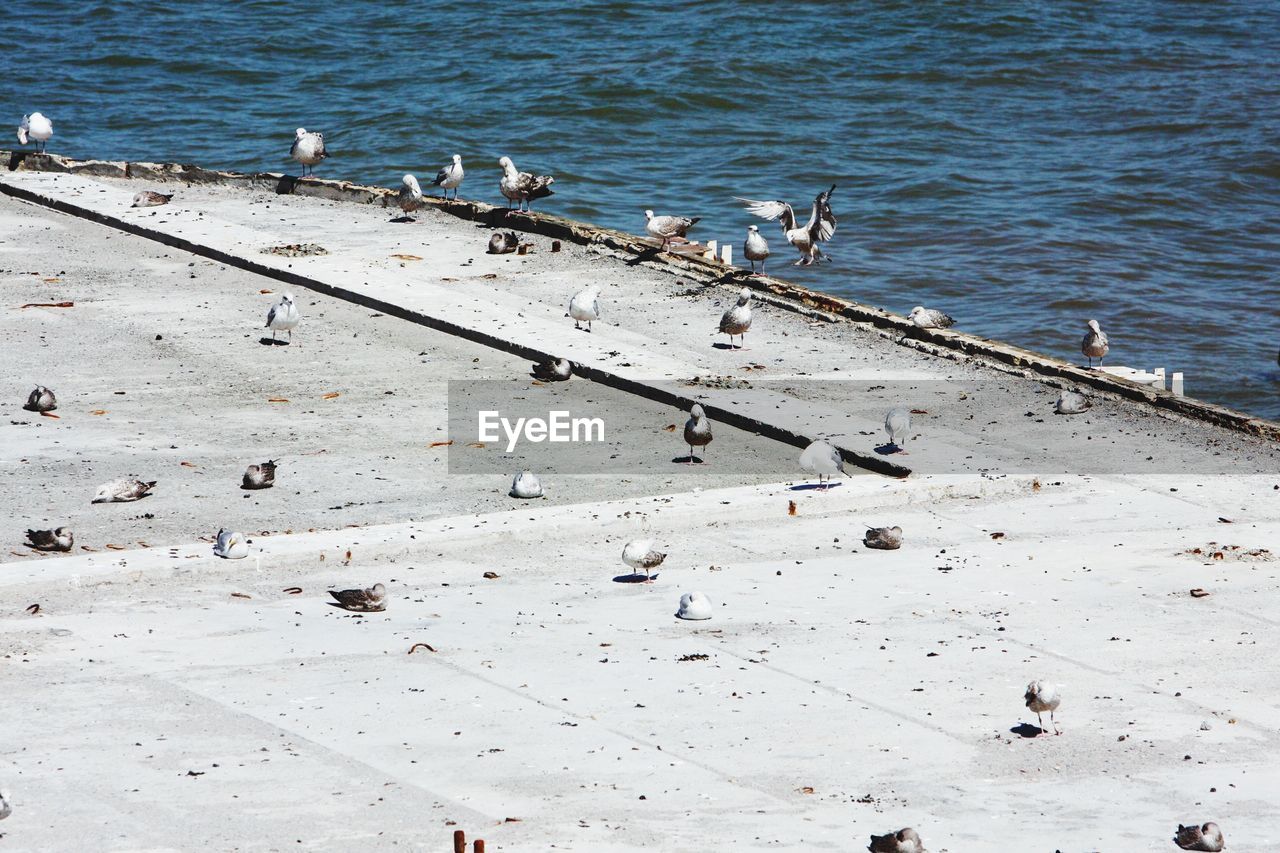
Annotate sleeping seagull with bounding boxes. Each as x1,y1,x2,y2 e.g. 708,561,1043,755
396,174,424,218
265,292,300,344
488,231,519,254
1024,679,1061,734
884,407,911,452
622,539,666,582
718,288,753,350
1053,389,1092,415
328,582,387,612
498,155,554,212
242,460,277,490
213,529,249,559
799,439,847,489
683,403,713,464
24,385,57,412
432,154,464,200
909,306,954,329
290,128,327,177
568,286,601,332
867,827,925,853
1174,822,1225,852
863,525,903,550
92,479,156,503
131,191,173,208
735,185,836,266
532,358,572,381
18,112,53,153
26,526,73,552
644,210,700,251
1082,318,1109,368
743,224,770,274
510,470,544,498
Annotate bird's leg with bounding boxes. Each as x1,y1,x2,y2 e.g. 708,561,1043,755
1036,711,1044,733
1052,710,1060,735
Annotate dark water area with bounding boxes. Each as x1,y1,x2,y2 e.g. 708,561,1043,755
4,1,1279,418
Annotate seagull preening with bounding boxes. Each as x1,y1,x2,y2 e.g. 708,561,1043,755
735,185,836,266
290,128,327,177
328,582,387,612
1174,822,1225,852
1053,389,1092,415
498,155,554,212
867,827,925,853
1024,679,1061,734
622,538,666,582
644,210,700,251
242,460,277,490
718,288,753,350
18,112,52,153
863,525,903,550
265,292,300,344
799,439,847,489
213,528,249,559
510,470,544,498
433,154,464,200
743,224,770,274
884,407,911,452
131,191,173,208
92,479,156,504
909,307,954,329
26,526,73,552
533,358,572,381
676,591,713,620
568,286,601,332
683,403,713,464
488,231,519,254
24,385,57,412
1082,318,1109,368
396,174,424,218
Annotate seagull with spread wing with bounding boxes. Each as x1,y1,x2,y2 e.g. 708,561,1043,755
734,185,836,266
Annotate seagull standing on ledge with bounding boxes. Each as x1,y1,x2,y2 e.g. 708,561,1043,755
718,288,753,349
735,185,836,266
743,224,770,274
498,155,554,211
290,128,327,177
433,154,464,199
397,174,424,218
1082,319,1109,367
644,210,700,251
265,292,300,344
18,112,52,152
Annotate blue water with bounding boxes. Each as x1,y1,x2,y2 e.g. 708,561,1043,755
4,1,1279,418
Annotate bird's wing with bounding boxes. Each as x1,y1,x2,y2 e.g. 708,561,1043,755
805,185,837,242
265,304,278,327
328,589,368,607
432,165,450,185
735,197,796,230
27,529,55,548
289,137,301,158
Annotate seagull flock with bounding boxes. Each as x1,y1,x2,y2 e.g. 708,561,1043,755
10,118,1214,850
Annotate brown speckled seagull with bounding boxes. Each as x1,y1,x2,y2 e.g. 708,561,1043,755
131,191,173,208
735,185,836,266
92,479,156,504
498,155,554,212
24,385,57,412
26,527,73,552
1174,822,1224,852
868,827,925,853
328,583,387,612
863,525,903,550
242,460,277,490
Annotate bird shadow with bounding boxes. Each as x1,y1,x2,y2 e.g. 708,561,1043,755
874,443,904,455
1010,723,1047,738
613,572,658,584
626,246,662,266
275,175,299,195
671,455,706,465
711,342,744,351
259,337,289,346
789,482,842,492
389,215,416,224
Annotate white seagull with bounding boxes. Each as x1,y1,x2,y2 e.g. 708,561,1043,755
24,385,57,412
510,470,544,498
290,128,327,177
532,358,572,381
92,478,156,504
884,407,911,452
131,191,173,208
735,185,836,266
1082,318,1109,368
743,224,770,274
213,529,250,559
396,174,424,218
682,403,713,464
1053,389,1092,415
568,285,601,332
1024,679,1061,734
909,306,954,329
676,592,713,620
622,539,666,582
644,210,700,251
498,155,554,211
718,288,753,349
799,439,847,489
18,112,53,153
265,292,300,344
432,154,464,200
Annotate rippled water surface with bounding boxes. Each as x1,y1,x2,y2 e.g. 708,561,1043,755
4,1,1279,418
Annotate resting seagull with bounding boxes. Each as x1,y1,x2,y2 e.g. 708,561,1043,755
433,154,464,200
27,527,73,552
92,479,156,503
24,385,56,412
799,439,847,489
242,460,277,490
1174,822,1225,852
867,828,925,853
735,185,836,266
532,358,572,381
498,155,554,212
290,128,327,177
568,286,601,332
265,292,300,344
396,174,424,219
329,583,387,612
213,529,249,559
18,112,52,153
743,224,770,274
644,210,700,251
622,539,665,582
718,288,753,349
909,306,954,329
131,191,173,208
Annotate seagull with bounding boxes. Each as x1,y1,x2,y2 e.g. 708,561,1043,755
867,828,925,853
718,288,753,349
799,439,847,489
884,407,911,452
909,307,954,329
265,292,300,344
18,112,52,153
1024,679,1061,734
622,539,666,582
213,529,249,559
131,191,173,208
863,525,903,550
743,224,770,274
242,460,277,490
676,591,713,620
488,231,519,254
328,582,387,612
568,286,601,332
510,470,544,498
396,174,424,218
26,527,73,552
1053,390,1092,415
735,185,836,266
1174,822,1225,852
432,154,464,200
532,358,572,381
683,403,713,464
92,479,156,503
0,789,9,821
498,155,554,212
1082,319,1109,368
290,128,327,177
24,385,56,412
644,210,700,251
